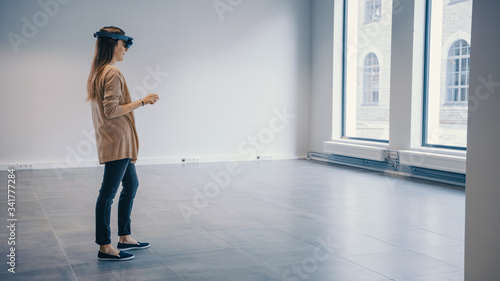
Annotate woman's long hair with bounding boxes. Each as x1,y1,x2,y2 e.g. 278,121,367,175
87,26,126,101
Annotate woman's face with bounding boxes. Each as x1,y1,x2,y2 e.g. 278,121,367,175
113,40,128,62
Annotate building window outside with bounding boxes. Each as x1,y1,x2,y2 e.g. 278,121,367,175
446,40,470,103
363,53,380,104
424,0,472,149
365,0,382,22
343,0,392,142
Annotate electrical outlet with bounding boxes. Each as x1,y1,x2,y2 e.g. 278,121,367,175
257,155,272,161
17,163,33,170
182,158,199,163
388,151,399,160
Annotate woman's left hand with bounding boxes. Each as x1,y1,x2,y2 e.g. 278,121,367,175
143,93,159,105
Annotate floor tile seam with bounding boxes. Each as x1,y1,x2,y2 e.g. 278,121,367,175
229,245,286,269
234,192,324,218
51,226,95,239
158,242,267,267
147,246,232,257
148,244,275,280
406,248,465,269
33,189,96,198
407,242,465,251
349,232,405,248
268,253,394,281
413,226,465,242
138,194,194,206
410,269,464,279
129,238,187,281
345,240,462,268
141,218,235,250
343,247,464,271
269,225,330,246
225,210,309,235
199,196,275,218
265,224,390,258
337,247,411,261
251,260,306,279
152,227,235,251
332,252,409,280
34,202,95,213
80,180,99,200
194,225,236,245
255,192,344,216
353,229,463,250
182,211,256,231
266,225,423,274
28,182,80,281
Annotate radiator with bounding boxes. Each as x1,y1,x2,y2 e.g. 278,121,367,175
323,141,387,161
399,150,466,174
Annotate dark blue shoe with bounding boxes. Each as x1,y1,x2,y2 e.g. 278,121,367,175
97,251,134,261
117,241,150,251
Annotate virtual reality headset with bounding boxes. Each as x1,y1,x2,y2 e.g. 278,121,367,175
94,32,133,49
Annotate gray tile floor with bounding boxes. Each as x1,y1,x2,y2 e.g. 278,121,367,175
0,160,465,280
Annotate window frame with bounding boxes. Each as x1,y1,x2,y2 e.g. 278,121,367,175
422,0,467,151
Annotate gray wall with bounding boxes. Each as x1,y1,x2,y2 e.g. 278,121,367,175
465,0,500,279
0,0,311,168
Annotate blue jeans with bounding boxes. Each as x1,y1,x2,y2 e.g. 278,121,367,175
95,158,139,245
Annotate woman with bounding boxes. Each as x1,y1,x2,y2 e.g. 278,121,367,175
87,26,159,261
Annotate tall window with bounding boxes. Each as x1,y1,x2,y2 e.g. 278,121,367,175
446,40,470,103
365,0,382,22
363,53,380,104
424,0,472,149
343,0,392,141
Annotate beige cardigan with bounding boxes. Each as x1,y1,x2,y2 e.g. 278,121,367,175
90,65,140,164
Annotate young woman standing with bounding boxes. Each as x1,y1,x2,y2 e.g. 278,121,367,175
87,26,159,261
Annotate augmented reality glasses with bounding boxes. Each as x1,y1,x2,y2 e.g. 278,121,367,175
94,32,133,49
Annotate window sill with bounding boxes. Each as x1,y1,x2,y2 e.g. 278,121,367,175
448,0,469,5
442,102,467,106
409,146,466,157
399,148,466,173
323,140,388,161
328,139,388,148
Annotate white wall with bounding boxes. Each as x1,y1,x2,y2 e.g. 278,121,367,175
464,0,500,279
388,0,414,150
0,0,311,168
309,0,334,152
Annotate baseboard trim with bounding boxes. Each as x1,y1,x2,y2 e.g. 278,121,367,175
0,154,305,171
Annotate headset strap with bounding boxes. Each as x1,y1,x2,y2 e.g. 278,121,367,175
94,32,133,42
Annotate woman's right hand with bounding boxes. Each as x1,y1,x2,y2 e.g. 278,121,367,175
143,93,159,105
